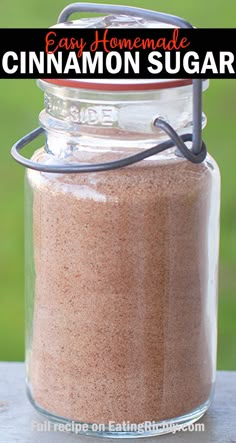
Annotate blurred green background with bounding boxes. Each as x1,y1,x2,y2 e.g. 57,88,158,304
0,0,235,368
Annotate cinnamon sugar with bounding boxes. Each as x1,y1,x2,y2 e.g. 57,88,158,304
27,148,217,424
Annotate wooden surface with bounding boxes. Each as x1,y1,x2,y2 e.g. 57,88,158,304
0,363,235,443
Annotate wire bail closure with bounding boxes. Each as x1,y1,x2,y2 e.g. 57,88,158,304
11,3,207,173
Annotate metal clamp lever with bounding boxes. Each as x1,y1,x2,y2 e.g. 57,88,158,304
11,121,206,174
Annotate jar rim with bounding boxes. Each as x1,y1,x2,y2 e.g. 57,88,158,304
42,78,208,91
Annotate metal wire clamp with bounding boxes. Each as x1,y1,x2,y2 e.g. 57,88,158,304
11,3,207,173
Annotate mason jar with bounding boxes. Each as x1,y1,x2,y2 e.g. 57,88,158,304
12,4,221,438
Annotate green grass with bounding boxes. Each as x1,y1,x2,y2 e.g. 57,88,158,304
0,0,235,369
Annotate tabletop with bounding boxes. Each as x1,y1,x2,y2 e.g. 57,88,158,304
0,363,235,443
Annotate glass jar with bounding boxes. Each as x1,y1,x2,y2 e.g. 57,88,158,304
13,4,221,438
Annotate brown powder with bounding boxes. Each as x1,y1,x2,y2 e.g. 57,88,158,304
27,147,217,424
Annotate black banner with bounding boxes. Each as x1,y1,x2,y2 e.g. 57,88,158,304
0,28,235,78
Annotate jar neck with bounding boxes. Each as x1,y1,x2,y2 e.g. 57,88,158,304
38,80,208,158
